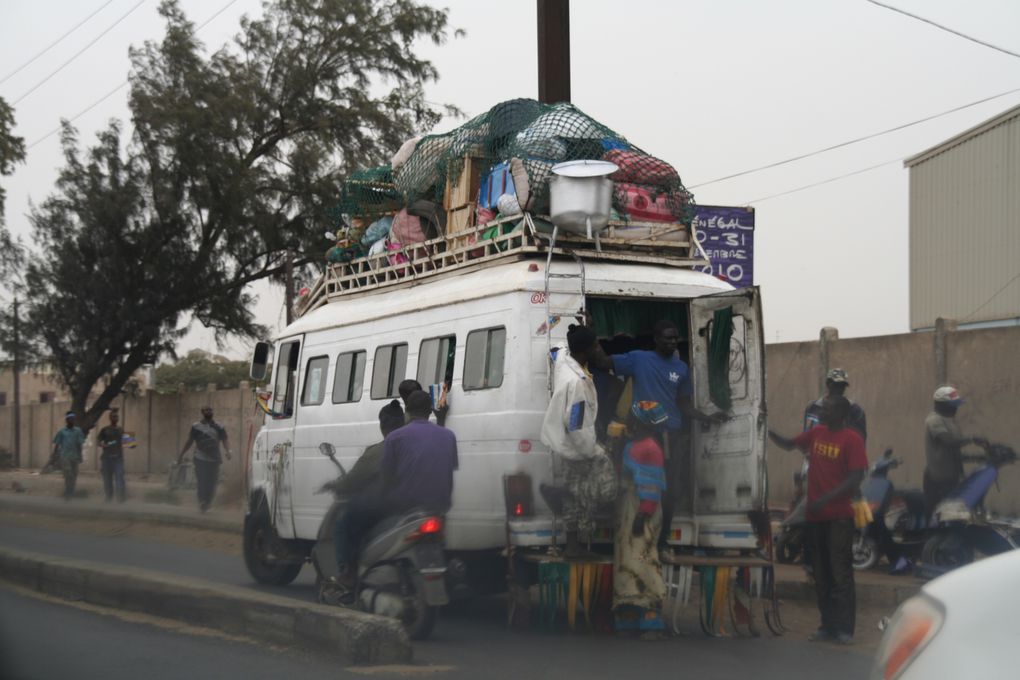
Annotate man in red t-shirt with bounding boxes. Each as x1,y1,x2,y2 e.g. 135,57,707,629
770,395,867,644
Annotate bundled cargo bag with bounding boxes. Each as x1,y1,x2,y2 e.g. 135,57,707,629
361,216,394,247
604,149,680,186
614,183,675,222
390,209,427,245
478,161,517,210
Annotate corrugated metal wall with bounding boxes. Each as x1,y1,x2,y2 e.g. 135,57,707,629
908,109,1020,329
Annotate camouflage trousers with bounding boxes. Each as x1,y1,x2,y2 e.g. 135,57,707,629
562,452,617,538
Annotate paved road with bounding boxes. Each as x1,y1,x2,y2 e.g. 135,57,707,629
0,520,874,680
0,587,350,680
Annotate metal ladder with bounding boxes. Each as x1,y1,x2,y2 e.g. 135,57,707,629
543,225,587,394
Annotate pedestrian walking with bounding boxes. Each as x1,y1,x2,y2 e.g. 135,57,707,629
770,395,868,644
177,406,232,512
52,411,85,500
98,410,126,502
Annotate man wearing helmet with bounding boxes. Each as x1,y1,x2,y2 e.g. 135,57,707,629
924,385,989,513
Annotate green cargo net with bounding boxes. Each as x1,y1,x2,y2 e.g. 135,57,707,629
329,165,403,227
333,98,694,225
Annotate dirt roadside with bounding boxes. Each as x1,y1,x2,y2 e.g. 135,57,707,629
0,509,242,554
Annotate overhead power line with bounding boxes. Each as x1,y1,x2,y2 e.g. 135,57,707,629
26,0,241,150
962,270,1020,321
865,0,1020,60
11,0,147,106
0,0,116,86
744,156,903,205
689,86,1020,189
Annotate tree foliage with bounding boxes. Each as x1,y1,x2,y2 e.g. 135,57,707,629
7,0,456,433
154,349,254,394
0,95,26,278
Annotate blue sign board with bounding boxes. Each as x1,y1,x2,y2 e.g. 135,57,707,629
691,205,755,289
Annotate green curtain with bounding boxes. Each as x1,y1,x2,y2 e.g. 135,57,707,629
587,298,687,339
708,306,733,411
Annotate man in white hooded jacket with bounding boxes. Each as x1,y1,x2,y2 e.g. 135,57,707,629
540,324,617,557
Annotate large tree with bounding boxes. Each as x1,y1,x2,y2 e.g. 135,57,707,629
154,349,255,394
0,96,26,277
0,96,27,362
9,0,456,433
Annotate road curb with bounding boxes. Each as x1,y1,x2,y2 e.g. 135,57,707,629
0,546,412,665
0,496,239,533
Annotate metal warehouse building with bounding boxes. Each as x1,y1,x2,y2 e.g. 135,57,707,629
905,103,1020,331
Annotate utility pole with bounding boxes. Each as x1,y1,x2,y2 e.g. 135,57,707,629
12,297,21,468
537,0,571,104
284,250,294,326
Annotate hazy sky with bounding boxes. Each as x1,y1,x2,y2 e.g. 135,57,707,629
2,0,1019,361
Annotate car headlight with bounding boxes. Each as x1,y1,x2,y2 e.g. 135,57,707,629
871,594,945,680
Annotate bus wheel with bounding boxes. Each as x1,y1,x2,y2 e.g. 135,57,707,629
243,506,303,586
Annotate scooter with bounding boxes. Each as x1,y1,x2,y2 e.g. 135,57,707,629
309,443,450,640
853,449,929,571
922,442,1020,571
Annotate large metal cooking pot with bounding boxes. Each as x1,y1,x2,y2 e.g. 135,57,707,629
549,160,618,239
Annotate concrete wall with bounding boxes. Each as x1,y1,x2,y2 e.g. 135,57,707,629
766,323,1020,516
0,385,260,503
3,323,1019,512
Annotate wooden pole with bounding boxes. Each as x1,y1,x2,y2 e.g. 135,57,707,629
537,0,571,104
12,297,21,468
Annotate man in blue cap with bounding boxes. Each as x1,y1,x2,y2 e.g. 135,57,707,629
52,411,85,499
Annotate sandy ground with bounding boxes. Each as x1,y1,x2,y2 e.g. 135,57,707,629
0,510,243,554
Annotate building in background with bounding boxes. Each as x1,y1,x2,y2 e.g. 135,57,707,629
905,103,1020,331
0,363,155,407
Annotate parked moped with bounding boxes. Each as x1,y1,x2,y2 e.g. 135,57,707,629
309,443,451,640
922,442,1020,571
853,449,928,571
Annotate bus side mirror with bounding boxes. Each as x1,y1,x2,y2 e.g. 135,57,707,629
250,342,270,381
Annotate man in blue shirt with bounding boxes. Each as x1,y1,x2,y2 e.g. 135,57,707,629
52,411,86,500
596,320,727,555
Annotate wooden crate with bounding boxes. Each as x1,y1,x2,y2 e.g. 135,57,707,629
446,203,476,251
443,155,482,210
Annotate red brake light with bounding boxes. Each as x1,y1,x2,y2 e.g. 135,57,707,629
514,503,524,516
419,517,443,534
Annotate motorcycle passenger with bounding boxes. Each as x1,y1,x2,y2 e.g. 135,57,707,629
770,395,868,645
333,390,457,589
924,385,988,515
381,389,459,514
328,400,405,579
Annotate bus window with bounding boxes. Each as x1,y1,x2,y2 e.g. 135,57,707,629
332,351,366,404
464,327,506,390
272,340,300,417
417,335,456,387
301,356,329,406
371,343,408,399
